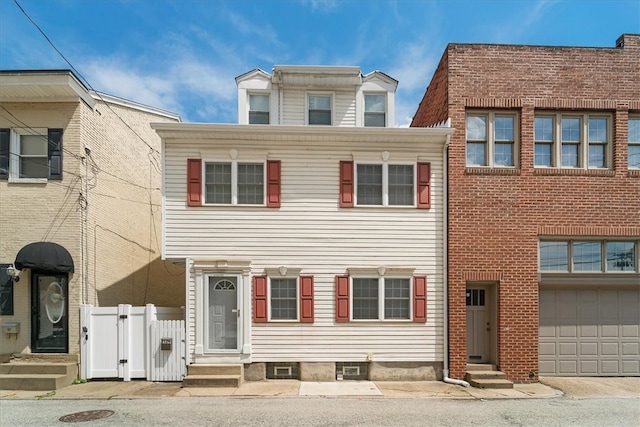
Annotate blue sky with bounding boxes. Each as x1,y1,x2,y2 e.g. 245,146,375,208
1,0,638,126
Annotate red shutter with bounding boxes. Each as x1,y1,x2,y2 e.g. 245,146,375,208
339,161,354,207
267,160,281,208
187,159,202,207
299,275,314,323
417,162,431,209
335,275,350,322
413,276,427,323
253,276,268,323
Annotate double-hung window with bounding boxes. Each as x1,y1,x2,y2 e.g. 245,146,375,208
534,113,611,169
205,161,264,205
364,94,386,127
356,163,414,206
335,272,426,322
308,94,332,125
466,112,516,167
252,273,314,323
0,128,63,181
249,94,270,124
629,117,640,169
352,277,411,320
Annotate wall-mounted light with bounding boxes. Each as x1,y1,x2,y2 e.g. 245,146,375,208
6,265,20,282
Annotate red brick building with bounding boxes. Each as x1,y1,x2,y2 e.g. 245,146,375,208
412,34,640,382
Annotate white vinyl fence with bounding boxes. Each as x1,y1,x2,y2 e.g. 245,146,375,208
80,304,185,381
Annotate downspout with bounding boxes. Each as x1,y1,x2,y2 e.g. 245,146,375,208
277,69,283,125
441,133,470,387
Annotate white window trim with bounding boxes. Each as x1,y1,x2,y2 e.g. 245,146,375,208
354,161,416,207
534,112,613,170
306,92,334,126
629,116,640,169
349,275,413,322
466,111,519,168
363,92,387,127
9,128,48,183
202,158,266,206
267,276,299,322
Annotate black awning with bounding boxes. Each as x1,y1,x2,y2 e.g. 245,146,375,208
15,242,74,273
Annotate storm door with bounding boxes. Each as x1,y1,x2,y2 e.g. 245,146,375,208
31,273,68,353
206,276,239,351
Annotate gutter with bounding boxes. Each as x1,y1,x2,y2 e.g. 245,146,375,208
441,132,470,387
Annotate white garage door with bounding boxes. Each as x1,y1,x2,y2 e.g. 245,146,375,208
539,288,640,376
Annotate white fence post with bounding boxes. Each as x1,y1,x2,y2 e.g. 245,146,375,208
145,304,156,381
79,304,92,380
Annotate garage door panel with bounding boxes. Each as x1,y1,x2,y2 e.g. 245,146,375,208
539,288,640,377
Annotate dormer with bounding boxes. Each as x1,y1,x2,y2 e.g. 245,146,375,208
236,66,398,127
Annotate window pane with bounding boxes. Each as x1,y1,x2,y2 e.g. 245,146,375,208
540,241,568,271
573,242,602,271
20,135,47,155
364,113,385,127
309,96,331,110
384,278,410,319
629,145,640,169
309,110,331,125
535,117,554,141
494,116,514,141
494,142,514,166
237,163,264,205
249,112,269,124
353,278,379,320
629,119,640,168
205,163,232,204
466,115,486,141
467,142,486,166
606,242,635,272
270,278,297,320
588,144,605,168
535,143,552,167
561,118,580,142
250,94,269,111
20,157,48,178
388,164,414,206
357,164,382,205
588,118,607,143
561,144,579,167
365,94,385,112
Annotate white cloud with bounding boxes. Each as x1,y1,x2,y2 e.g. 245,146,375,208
301,0,340,13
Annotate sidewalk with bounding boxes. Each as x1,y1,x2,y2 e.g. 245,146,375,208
0,379,562,400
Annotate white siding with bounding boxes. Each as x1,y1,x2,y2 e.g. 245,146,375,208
165,136,445,363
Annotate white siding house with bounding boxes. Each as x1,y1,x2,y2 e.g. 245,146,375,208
154,66,453,381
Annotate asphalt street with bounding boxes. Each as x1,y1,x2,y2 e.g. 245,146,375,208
1,395,639,427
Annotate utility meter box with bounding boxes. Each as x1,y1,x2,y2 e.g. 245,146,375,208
2,322,20,334
160,338,172,351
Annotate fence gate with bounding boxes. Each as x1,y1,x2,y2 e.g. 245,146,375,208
80,304,185,381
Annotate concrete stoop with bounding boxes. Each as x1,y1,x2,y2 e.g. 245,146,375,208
465,364,514,389
182,364,243,388
0,362,78,391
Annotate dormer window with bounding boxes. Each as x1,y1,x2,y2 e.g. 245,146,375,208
308,95,332,125
249,94,270,124
364,94,386,127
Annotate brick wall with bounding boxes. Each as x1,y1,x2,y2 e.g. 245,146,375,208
413,35,640,382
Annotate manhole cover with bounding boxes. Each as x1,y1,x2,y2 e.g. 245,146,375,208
59,410,115,423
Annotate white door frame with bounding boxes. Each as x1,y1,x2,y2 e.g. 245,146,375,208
466,284,496,364
204,273,241,352
192,260,252,361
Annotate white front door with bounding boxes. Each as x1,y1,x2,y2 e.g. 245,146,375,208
206,275,239,351
466,287,490,363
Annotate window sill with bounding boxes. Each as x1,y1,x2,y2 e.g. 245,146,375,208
465,167,520,175
628,170,640,178
533,168,614,177
539,272,640,286
8,177,48,184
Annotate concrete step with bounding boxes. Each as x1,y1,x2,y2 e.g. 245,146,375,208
465,370,508,380
187,364,243,376
468,378,514,389
0,373,71,391
0,362,78,391
182,374,241,388
466,363,497,371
